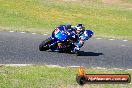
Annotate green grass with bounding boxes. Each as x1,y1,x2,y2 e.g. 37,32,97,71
0,0,132,39
0,66,132,88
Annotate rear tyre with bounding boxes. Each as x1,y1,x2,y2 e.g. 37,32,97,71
39,38,50,51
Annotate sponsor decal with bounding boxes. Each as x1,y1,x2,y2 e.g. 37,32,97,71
76,66,131,85
54,28,60,35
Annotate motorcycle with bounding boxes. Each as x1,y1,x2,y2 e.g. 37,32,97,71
39,26,77,53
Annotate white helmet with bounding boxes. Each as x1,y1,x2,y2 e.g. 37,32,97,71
76,24,85,34
76,24,85,31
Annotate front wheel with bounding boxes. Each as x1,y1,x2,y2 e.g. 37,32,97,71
39,38,50,51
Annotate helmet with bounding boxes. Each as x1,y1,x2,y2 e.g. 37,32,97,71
85,30,94,38
59,24,71,29
75,24,85,34
76,24,85,31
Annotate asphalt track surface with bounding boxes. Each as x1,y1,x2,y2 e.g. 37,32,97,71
0,31,132,69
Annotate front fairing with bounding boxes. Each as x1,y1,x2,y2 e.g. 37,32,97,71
52,27,68,42
50,26,76,51
55,31,68,42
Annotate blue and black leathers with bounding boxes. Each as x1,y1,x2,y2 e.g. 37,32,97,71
59,24,90,53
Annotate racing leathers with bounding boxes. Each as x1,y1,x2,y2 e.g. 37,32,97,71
71,30,89,53
59,24,90,53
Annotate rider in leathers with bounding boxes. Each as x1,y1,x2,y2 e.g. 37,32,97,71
58,24,94,53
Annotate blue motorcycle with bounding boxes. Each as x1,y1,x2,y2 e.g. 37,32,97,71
39,26,77,53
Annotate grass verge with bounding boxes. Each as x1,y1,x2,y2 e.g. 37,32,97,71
0,65,132,88
0,0,132,40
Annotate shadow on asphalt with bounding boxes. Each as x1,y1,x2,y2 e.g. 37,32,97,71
48,50,103,56
77,51,103,56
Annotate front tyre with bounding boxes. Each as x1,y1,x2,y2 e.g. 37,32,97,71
39,38,50,51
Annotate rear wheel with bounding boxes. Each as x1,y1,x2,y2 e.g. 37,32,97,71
39,38,50,51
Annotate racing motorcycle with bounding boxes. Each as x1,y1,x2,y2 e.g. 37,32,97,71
39,26,77,53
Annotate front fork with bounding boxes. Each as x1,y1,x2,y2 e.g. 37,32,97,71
49,37,61,51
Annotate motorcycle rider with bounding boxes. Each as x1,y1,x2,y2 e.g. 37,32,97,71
58,24,94,53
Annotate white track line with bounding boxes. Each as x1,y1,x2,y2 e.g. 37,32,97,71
46,65,64,68
127,69,132,71
121,45,126,47
123,40,128,42
9,31,14,32
113,68,120,69
32,33,36,34
43,34,48,35
95,67,107,69
109,39,115,41
95,38,102,40
67,66,80,68
0,64,131,70
0,64,34,66
20,32,25,33
8,31,130,43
